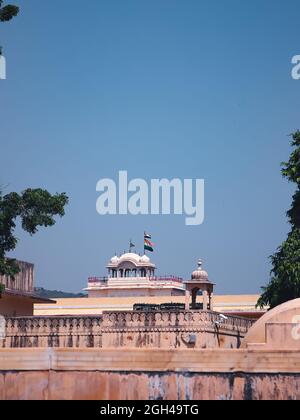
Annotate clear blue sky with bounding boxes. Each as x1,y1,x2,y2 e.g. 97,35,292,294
1,0,300,294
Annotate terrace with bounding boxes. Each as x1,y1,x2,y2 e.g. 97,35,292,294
87,275,184,287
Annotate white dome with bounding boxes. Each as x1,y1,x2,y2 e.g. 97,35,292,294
119,253,141,262
107,251,156,270
140,255,150,263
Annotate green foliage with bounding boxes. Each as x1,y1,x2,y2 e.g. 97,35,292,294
0,283,5,296
0,1,19,23
0,0,19,56
281,130,300,228
0,189,68,277
258,131,300,309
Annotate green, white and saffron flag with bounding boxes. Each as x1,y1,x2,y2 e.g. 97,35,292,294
144,233,154,252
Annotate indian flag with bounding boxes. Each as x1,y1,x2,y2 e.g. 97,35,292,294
144,238,154,252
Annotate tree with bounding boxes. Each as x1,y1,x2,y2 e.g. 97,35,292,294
0,1,19,22
0,189,68,277
0,0,19,55
258,131,300,308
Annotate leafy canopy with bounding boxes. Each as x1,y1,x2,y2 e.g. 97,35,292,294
0,0,19,22
258,131,300,309
0,0,19,55
0,189,68,276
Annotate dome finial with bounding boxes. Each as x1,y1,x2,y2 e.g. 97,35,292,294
191,258,209,281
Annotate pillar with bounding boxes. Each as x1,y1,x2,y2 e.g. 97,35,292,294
209,292,213,311
185,290,191,311
203,289,208,311
191,288,198,309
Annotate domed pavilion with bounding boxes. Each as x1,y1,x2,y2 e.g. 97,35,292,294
184,260,215,311
86,252,186,298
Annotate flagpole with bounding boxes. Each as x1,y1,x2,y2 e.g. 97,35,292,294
129,240,135,253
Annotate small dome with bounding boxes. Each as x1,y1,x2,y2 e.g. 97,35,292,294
107,251,156,270
140,254,150,263
192,259,209,281
119,253,141,262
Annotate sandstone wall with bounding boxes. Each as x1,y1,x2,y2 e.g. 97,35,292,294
1,311,253,349
1,371,300,400
0,348,299,400
0,295,35,317
0,261,34,293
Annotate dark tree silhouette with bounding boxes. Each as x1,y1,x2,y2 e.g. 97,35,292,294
0,1,19,22
258,131,300,309
0,189,69,277
0,0,19,55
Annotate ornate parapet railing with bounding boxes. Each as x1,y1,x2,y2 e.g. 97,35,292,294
1,311,254,350
100,310,253,333
87,275,184,287
3,316,103,349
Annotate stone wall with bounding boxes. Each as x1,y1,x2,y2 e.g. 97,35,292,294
0,295,36,318
0,261,34,293
1,301,300,400
1,311,253,349
1,371,300,400
0,348,299,400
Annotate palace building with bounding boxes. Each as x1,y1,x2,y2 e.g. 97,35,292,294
86,252,186,298
34,251,265,319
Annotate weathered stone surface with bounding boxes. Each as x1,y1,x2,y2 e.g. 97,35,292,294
1,347,300,373
242,298,300,348
2,311,252,349
0,343,300,400
1,300,300,400
0,261,34,293
0,373,4,401
3,372,49,400
1,370,300,400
